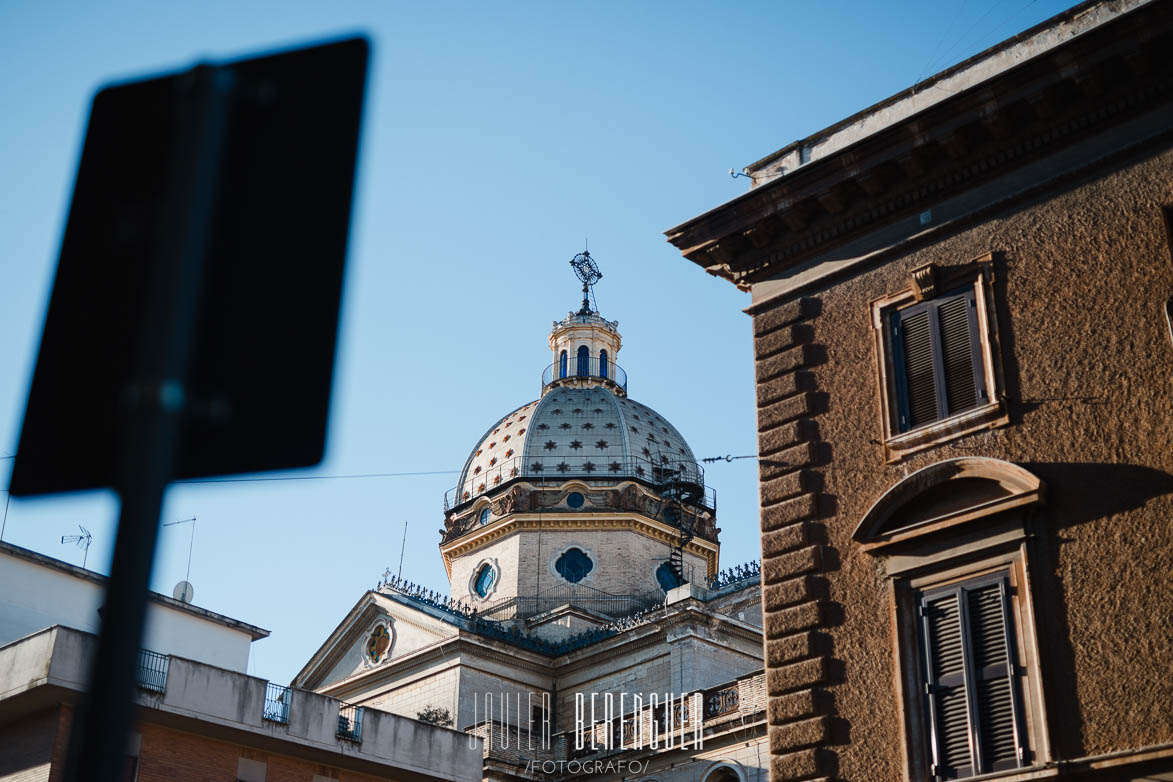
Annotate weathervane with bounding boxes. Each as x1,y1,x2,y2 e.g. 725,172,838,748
570,248,602,315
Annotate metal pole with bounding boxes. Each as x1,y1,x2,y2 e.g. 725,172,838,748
63,63,234,782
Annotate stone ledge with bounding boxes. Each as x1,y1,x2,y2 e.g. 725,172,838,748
755,346,814,385
754,323,813,362
753,298,815,338
766,688,819,725
759,442,817,481
760,494,818,533
756,369,814,409
768,747,820,781
763,545,823,585
770,716,830,753
765,601,822,640
759,419,814,459
761,522,814,559
766,656,829,697
763,573,820,611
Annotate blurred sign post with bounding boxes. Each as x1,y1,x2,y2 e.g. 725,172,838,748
8,37,369,782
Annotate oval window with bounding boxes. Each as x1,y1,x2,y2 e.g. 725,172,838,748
473,563,497,597
555,547,593,583
479,507,491,525
567,492,585,508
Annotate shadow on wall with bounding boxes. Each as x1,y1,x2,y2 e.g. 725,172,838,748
1023,462,1173,530
1022,461,1173,760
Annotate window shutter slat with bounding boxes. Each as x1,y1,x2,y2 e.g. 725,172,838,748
937,295,979,414
922,592,975,780
967,581,1023,773
900,309,939,428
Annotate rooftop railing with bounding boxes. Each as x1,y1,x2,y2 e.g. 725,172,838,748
135,649,169,693
337,702,364,742
264,682,292,724
542,356,627,393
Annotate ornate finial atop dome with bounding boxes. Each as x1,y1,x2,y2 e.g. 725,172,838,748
570,249,602,315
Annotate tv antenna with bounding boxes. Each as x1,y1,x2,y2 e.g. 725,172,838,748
570,249,602,315
163,516,197,587
61,525,94,569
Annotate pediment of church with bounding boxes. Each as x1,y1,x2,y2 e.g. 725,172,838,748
292,591,458,691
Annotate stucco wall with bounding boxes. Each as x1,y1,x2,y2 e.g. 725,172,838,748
0,549,255,672
751,144,1173,778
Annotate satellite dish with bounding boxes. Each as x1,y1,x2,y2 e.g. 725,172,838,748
172,580,195,603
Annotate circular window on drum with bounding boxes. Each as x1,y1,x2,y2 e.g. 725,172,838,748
554,547,594,583
364,622,392,665
473,562,498,598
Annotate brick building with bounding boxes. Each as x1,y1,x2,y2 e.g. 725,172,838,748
665,1,1173,780
294,281,772,782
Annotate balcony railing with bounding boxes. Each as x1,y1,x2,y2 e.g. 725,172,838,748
337,702,364,742
445,454,714,511
135,649,169,693
264,682,291,724
542,357,627,392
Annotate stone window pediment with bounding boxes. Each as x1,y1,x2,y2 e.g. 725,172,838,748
854,457,1044,553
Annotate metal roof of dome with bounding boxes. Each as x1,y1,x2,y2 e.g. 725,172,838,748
451,386,701,507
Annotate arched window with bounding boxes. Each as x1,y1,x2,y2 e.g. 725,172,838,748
599,349,608,379
559,350,568,379
577,345,590,376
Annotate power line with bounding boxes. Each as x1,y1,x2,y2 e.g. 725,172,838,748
174,469,460,485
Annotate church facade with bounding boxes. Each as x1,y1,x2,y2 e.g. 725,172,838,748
294,266,770,782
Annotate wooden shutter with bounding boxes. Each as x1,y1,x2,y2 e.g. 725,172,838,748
937,291,985,415
921,591,975,780
920,574,1025,780
893,307,939,429
891,288,987,433
967,579,1024,772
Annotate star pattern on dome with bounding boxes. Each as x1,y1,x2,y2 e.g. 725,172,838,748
454,386,701,506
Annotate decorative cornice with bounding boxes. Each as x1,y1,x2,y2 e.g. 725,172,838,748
664,3,1173,289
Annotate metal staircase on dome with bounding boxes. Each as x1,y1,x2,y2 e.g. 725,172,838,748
654,456,706,584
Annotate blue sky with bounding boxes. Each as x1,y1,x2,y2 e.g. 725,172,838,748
0,0,1078,685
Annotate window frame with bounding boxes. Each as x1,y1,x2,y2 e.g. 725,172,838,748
890,542,1050,782
871,253,1008,462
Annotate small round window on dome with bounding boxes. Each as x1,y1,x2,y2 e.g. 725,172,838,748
555,548,593,583
479,507,491,525
567,492,585,508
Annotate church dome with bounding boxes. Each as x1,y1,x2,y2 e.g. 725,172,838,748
451,386,702,506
